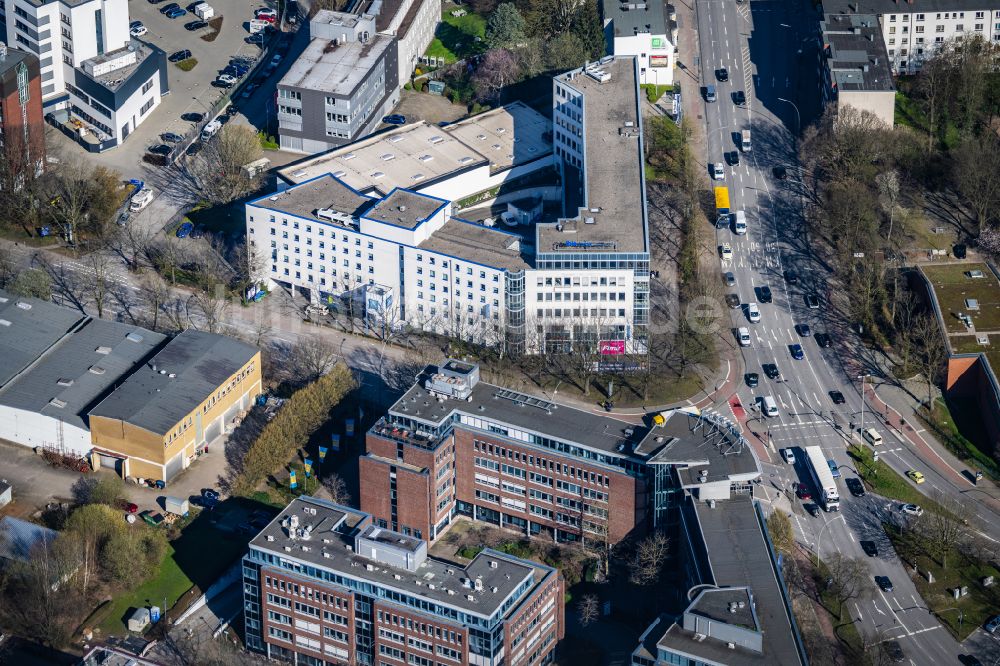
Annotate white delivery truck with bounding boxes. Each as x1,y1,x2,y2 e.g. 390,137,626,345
733,210,747,234
194,3,214,19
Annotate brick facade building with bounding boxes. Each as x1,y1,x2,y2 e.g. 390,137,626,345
243,497,564,666
361,360,761,546
0,44,44,172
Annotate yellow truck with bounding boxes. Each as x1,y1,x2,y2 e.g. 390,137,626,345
714,186,730,227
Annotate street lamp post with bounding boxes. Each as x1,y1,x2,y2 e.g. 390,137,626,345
777,97,801,137
858,374,870,439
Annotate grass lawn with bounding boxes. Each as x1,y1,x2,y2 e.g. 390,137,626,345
811,555,865,657
97,510,251,636
424,8,487,64
920,263,1000,333
641,84,672,103
886,527,1000,640
848,445,955,517
917,397,998,481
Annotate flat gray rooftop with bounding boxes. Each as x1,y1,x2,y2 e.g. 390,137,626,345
687,496,803,665
688,587,756,629
0,291,86,387
541,58,647,254
363,189,446,229
251,174,375,224
823,0,995,13
418,219,530,271
280,34,394,94
0,317,165,431
603,0,672,38
89,329,257,436
822,14,894,91
278,103,551,188
250,497,547,617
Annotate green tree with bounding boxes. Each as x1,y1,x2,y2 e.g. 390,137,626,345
485,3,526,49
544,32,587,71
766,510,794,556
85,475,125,506
64,503,124,595
572,0,605,60
9,268,52,300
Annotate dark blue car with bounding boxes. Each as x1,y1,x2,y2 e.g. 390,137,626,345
790,343,804,360
166,7,187,18
176,222,194,238
382,114,406,125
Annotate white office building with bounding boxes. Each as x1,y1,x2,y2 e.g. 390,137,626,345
254,58,650,355
4,0,167,148
602,0,676,86
823,0,1000,74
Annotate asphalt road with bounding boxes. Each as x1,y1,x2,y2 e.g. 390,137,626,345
695,0,998,661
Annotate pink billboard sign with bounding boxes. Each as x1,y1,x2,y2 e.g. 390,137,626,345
599,340,625,355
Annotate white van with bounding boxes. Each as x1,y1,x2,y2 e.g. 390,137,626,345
737,327,751,347
201,119,222,141
762,396,779,417
129,188,154,212
862,428,883,446
782,448,795,464
741,129,751,152
733,210,747,235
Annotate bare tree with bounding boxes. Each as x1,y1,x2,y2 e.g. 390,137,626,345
954,135,1000,233
322,473,351,505
977,225,1000,257
923,491,972,567
876,170,902,245
576,593,599,627
0,246,18,288
189,285,232,334
472,49,521,103
138,273,170,331
628,531,669,586
85,253,114,319
914,313,947,409
189,124,264,205
826,553,871,619
289,336,342,382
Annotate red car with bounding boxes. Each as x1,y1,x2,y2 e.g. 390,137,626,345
795,484,812,501
115,499,139,513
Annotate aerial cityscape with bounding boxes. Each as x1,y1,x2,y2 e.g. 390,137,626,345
0,0,995,662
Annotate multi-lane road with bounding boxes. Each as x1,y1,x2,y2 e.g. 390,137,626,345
694,0,1000,661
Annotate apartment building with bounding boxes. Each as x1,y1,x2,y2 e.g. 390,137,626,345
0,43,44,166
88,329,261,482
360,359,759,545
820,13,896,126
259,58,649,355
277,10,399,154
601,0,677,86
242,496,565,665
372,0,440,87
823,0,1000,74
4,0,167,148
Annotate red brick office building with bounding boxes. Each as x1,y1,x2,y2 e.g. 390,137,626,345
0,44,44,172
360,360,761,546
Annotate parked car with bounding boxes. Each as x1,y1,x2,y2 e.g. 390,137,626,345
829,390,845,404
790,343,804,360
130,24,148,36
201,119,222,140
148,144,172,155
270,54,282,66
255,6,277,17
906,470,926,484
723,271,736,287
875,575,894,592
805,293,820,309
382,114,406,125
795,323,811,336
860,540,878,557
984,615,1000,634
845,477,865,497
168,49,192,62
161,132,183,143
744,372,759,388
758,285,773,303
181,112,204,122
240,83,259,99
160,2,180,13
115,499,139,514
900,503,924,517
216,74,237,86
130,20,143,28
815,332,832,348
185,19,207,30
166,7,187,17
176,221,194,238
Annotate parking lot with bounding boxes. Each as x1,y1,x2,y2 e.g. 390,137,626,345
71,0,281,175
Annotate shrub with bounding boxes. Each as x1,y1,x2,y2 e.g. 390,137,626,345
176,58,198,71
458,545,484,559
232,365,354,495
404,81,412,90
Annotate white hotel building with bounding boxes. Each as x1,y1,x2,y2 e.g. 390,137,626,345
253,58,650,354
823,0,1000,74
3,0,167,148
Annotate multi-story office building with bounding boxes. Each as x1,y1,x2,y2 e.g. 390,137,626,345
372,0,440,88
277,10,399,154
4,0,167,148
360,359,759,545
601,0,677,86
242,496,565,665
0,43,44,167
630,494,807,665
255,57,649,355
819,13,896,126
823,0,1000,74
